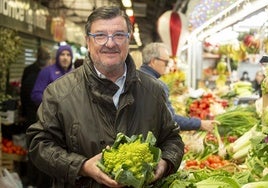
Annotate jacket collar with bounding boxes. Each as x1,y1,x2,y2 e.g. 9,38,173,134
83,54,139,92
139,64,161,79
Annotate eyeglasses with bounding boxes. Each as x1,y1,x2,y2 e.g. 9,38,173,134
155,57,169,66
87,32,130,45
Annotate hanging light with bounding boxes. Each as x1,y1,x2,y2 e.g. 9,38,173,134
125,9,133,16
122,0,132,8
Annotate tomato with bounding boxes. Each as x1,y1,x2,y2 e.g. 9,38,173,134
199,103,208,109
199,160,210,168
186,160,199,167
227,135,238,143
205,133,217,143
221,160,230,166
203,93,213,98
209,162,222,169
207,155,222,164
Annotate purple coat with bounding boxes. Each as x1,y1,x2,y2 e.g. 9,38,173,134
31,45,73,105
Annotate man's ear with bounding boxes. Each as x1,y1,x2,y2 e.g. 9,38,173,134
148,58,155,67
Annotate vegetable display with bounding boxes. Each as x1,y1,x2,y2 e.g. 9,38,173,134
177,102,268,187
232,81,253,97
215,105,260,137
97,131,161,188
187,93,228,120
154,168,249,188
245,131,268,181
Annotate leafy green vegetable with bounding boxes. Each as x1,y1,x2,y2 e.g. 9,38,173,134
262,107,268,134
246,131,268,181
227,124,263,162
241,181,268,188
154,168,248,188
215,105,260,137
195,176,241,188
261,77,268,94
232,171,255,185
97,131,161,188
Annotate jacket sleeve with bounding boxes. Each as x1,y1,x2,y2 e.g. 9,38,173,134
174,115,201,131
27,85,87,185
160,80,201,131
157,88,184,174
31,69,50,106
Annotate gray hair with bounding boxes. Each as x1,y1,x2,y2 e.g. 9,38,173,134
142,42,168,64
85,6,133,34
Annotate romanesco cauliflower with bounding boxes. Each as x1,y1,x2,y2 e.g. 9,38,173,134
97,131,161,188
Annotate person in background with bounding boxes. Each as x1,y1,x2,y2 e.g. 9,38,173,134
26,6,184,187
252,70,265,97
20,46,51,129
140,42,219,132
20,46,52,188
31,44,73,106
240,71,251,82
74,58,84,68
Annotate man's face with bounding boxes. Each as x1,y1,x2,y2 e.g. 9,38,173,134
86,16,130,73
151,47,170,76
58,50,72,70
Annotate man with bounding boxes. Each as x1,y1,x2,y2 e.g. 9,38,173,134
31,44,73,106
20,46,51,128
26,6,184,188
20,46,52,187
140,42,219,132
252,70,265,97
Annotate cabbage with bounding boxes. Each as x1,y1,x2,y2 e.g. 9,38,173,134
195,176,241,188
241,181,268,188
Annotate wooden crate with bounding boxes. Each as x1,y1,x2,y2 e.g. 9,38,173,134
1,156,14,172
1,153,26,172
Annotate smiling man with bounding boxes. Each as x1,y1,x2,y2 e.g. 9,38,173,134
26,6,184,188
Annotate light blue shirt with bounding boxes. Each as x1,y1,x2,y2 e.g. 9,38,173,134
95,64,127,108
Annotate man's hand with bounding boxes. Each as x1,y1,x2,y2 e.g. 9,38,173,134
200,120,220,132
79,153,123,187
152,159,168,182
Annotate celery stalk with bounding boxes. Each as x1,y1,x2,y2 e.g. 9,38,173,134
232,144,251,160
229,125,257,153
214,125,226,158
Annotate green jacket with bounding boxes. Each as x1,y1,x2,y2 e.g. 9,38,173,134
26,54,184,188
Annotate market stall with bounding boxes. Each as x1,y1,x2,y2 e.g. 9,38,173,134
187,0,268,89
153,0,268,187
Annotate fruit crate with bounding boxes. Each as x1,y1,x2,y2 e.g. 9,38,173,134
1,154,14,171
1,153,26,172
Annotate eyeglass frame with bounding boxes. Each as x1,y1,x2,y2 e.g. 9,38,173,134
155,57,169,66
87,32,130,45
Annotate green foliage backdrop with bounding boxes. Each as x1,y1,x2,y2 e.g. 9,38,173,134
0,27,22,101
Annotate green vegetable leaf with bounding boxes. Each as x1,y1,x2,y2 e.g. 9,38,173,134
145,131,157,146
195,176,241,188
112,132,131,149
114,166,144,188
241,181,268,188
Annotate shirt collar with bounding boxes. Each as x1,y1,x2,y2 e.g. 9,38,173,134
94,63,127,82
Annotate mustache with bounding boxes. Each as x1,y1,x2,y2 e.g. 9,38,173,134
100,47,120,53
